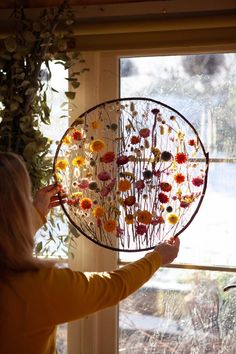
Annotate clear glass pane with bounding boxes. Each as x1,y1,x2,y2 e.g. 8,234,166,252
56,323,68,354
119,268,236,354
119,53,236,267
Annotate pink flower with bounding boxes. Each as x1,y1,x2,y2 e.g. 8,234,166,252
192,176,204,187
97,171,111,181
135,179,145,191
116,155,129,166
139,128,150,138
78,178,90,189
136,224,147,235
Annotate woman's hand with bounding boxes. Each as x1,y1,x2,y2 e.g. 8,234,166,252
153,236,180,266
33,184,67,217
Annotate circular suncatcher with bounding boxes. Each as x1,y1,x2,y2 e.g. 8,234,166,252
53,97,209,252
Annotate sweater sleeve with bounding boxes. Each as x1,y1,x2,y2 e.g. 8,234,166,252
42,251,162,325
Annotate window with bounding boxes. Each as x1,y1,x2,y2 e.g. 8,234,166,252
119,53,236,353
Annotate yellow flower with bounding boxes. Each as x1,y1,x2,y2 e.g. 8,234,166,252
167,213,179,225
90,139,105,153
93,206,105,218
103,219,117,233
137,210,153,225
55,159,68,170
118,179,131,192
62,136,72,145
71,192,83,199
91,120,100,129
125,214,134,225
72,156,85,168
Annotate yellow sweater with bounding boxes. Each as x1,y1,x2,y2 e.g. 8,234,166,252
0,251,161,354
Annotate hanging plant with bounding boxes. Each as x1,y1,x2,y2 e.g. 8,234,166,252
0,0,85,192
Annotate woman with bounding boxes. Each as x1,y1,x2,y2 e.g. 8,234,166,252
0,152,180,354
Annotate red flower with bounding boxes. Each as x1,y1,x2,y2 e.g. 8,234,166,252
188,139,196,146
175,153,187,164
174,173,185,184
136,224,147,235
192,176,204,187
100,151,115,163
139,128,150,138
130,136,140,145
160,182,172,192
124,196,136,206
116,155,129,166
97,171,111,181
158,193,169,204
72,130,83,140
80,197,92,210
152,216,165,225
135,180,145,191
180,201,190,208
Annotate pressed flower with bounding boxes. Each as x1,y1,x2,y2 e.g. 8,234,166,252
78,178,90,189
71,191,83,199
166,206,173,213
125,214,134,224
103,219,117,233
153,170,161,177
135,179,145,191
152,147,161,157
100,151,115,163
80,197,93,210
116,155,129,166
72,130,83,141
160,182,172,192
130,135,140,145
152,216,165,225
174,173,185,184
137,210,153,225
188,139,196,146
97,171,111,181
151,108,159,115
62,136,72,144
118,179,131,192
161,151,172,162
175,152,187,164
139,128,150,138
136,224,147,235
72,156,85,168
93,206,105,218
90,139,105,153
91,120,100,129
180,201,190,208
167,213,179,224
55,159,68,170
89,181,98,190
158,193,169,204
143,170,153,179
192,176,204,187
124,196,136,207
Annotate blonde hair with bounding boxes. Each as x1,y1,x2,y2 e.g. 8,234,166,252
0,152,51,271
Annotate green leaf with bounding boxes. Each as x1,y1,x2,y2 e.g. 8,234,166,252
23,141,38,159
35,241,43,254
71,81,80,89
65,91,76,100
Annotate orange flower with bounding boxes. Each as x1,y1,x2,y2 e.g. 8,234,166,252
174,173,185,184
72,156,85,168
124,196,136,206
93,206,105,218
62,136,72,145
137,210,152,225
130,136,140,145
55,159,68,170
125,214,134,224
118,179,131,192
80,197,92,210
91,120,100,129
103,219,117,233
90,139,105,153
175,153,187,164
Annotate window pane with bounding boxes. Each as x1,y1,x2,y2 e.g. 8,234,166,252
119,53,236,267
119,268,236,354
